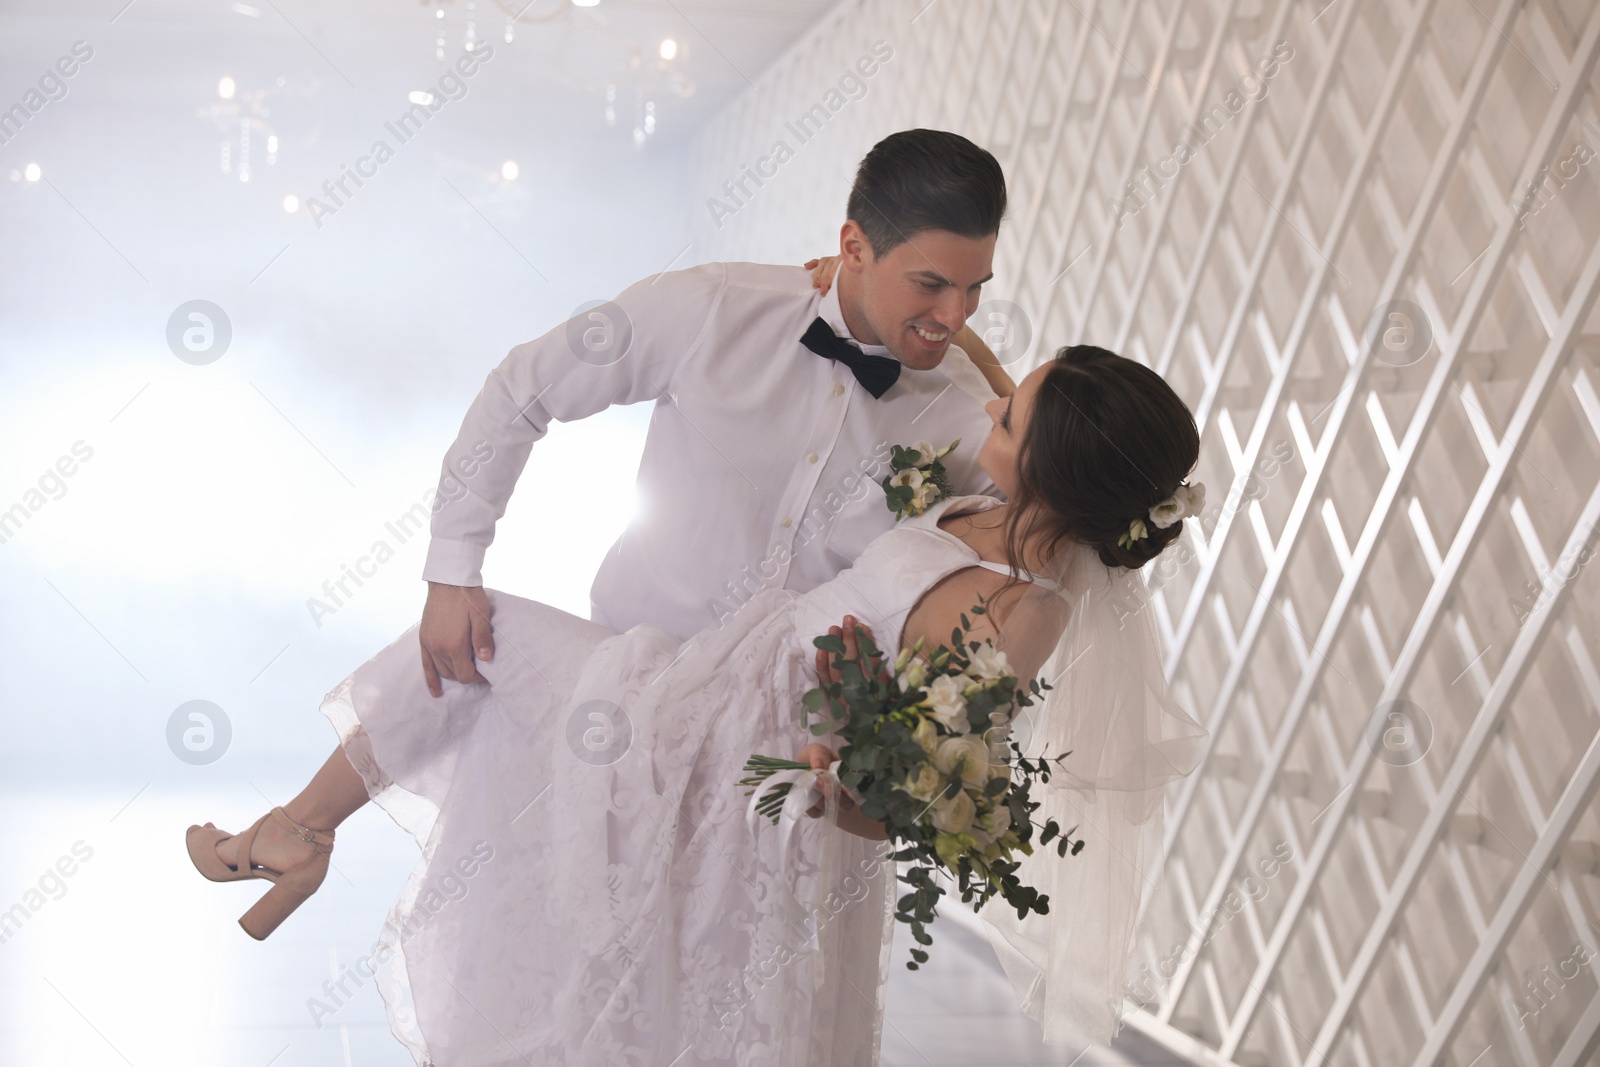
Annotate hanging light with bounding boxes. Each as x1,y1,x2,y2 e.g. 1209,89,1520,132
659,38,677,60
218,75,236,99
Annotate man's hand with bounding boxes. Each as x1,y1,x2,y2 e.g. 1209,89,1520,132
419,582,495,697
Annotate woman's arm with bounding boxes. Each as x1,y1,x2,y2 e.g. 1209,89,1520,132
952,322,1017,398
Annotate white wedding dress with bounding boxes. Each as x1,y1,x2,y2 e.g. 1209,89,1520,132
319,493,1020,1067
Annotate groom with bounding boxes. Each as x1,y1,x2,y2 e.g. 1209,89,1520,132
418,128,1010,696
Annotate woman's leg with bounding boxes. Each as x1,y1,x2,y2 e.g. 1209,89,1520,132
283,745,372,830
215,745,370,871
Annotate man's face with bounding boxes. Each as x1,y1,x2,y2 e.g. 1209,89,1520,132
841,224,996,371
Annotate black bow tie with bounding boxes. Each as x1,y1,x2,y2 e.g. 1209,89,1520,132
799,317,901,399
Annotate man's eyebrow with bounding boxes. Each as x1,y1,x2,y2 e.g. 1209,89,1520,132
909,270,995,287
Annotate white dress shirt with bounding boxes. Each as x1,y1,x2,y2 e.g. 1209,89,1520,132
423,261,1000,641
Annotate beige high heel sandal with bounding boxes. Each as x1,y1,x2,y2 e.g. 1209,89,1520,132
186,807,336,940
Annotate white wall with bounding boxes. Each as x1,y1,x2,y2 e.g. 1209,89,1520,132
691,2,1600,1065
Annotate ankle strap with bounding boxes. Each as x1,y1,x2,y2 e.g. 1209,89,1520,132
273,807,335,851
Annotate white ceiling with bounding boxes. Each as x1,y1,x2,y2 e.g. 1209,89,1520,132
2,0,844,148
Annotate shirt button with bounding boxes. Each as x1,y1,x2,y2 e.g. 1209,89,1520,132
833,383,845,396
807,452,818,464
780,517,792,528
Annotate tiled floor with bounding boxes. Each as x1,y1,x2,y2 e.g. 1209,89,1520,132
0,783,1181,1065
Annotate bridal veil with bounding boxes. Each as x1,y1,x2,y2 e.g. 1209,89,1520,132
982,538,1209,1047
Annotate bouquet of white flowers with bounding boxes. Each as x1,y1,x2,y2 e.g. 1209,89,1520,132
739,597,1083,969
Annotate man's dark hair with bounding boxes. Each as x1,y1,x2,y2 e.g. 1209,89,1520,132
846,128,1007,259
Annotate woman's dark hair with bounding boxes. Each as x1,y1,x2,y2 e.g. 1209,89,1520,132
1004,345,1201,572
846,129,1007,258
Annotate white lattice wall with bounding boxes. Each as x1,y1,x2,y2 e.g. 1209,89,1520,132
692,2,1600,1065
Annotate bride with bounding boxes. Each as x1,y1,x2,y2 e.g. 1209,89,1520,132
186,342,1207,1066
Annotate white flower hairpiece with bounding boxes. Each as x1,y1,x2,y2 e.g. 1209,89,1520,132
1118,481,1206,550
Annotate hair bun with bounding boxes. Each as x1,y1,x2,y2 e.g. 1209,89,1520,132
1001,344,1201,578
1098,516,1184,570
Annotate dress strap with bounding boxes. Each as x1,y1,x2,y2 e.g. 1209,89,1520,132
969,558,1061,591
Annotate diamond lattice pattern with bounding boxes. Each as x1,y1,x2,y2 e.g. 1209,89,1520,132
691,2,1600,1064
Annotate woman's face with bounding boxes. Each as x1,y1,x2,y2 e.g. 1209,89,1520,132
978,363,1047,500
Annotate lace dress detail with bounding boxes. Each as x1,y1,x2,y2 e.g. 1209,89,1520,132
318,494,1008,1066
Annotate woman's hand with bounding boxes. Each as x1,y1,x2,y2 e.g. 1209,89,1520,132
814,614,891,688
806,616,891,841
803,255,841,294
797,742,888,840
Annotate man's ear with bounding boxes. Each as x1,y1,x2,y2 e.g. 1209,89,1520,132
839,219,873,271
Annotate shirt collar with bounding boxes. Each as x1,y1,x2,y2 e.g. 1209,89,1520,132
816,278,895,359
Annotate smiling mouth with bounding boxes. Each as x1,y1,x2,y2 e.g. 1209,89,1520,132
910,324,950,344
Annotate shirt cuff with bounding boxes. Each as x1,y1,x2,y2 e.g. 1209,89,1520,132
421,536,487,587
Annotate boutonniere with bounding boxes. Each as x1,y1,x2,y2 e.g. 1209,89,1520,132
882,439,959,521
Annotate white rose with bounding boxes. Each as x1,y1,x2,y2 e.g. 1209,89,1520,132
912,482,941,510
965,643,1011,682
924,674,970,734
910,440,938,466
931,788,976,834
896,762,943,803
933,734,989,787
